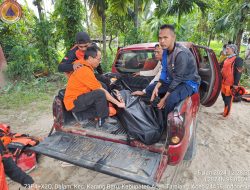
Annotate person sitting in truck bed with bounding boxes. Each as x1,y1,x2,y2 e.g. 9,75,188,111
58,31,103,77
58,32,110,90
131,44,163,96
63,45,125,127
132,44,162,77
150,24,201,115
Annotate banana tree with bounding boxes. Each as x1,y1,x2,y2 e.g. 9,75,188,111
214,0,250,51
167,0,209,23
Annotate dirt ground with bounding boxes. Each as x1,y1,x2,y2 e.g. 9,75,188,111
2,95,250,190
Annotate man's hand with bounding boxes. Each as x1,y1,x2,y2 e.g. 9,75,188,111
132,72,140,77
73,63,83,71
157,97,167,109
157,92,169,109
150,87,159,102
117,102,126,108
131,91,145,96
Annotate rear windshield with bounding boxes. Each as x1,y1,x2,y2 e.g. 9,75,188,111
115,50,158,73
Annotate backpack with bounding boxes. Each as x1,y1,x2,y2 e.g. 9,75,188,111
0,123,39,172
114,90,165,145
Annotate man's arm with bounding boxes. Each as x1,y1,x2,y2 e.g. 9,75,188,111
100,88,125,108
150,81,162,102
149,65,162,85
233,57,243,86
139,61,161,76
0,142,34,187
3,156,34,187
58,48,77,72
167,52,189,93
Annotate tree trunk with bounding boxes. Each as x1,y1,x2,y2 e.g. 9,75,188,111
83,0,90,33
0,45,7,71
236,29,243,53
177,12,181,24
207,29,213,47
134,0,139,29
37,3,43,21
109,35,113,54
0,45,7,88
102,11,107,63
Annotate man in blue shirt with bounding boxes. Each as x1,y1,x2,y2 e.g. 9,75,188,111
150,24,201,114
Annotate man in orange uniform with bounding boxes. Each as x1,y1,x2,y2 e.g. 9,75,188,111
221,44,243,117
64,46,125,126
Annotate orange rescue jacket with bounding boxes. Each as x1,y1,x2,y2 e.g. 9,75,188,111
221,56,236,86
0,154,8,190
65,45,85,78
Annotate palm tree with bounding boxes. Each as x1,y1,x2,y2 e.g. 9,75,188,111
83,0,90,34
167,0,209,23
87,0,108,61
110,0,152,29
214,0,250,51
33,0,43,21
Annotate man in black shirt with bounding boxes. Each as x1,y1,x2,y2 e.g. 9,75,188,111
58,32,103,76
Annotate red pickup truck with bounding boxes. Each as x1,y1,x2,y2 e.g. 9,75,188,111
30,42,221,186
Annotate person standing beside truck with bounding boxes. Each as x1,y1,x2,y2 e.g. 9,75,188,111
221,44,243,117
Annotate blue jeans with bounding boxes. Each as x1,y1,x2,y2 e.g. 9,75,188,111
145,82,170,98
145,82,194,114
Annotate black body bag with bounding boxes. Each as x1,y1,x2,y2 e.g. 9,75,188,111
116,90,164,145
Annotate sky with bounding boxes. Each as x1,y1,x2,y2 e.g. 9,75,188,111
18,0,156,18
18,0,54,17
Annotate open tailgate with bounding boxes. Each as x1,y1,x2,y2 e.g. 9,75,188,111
29,131,162,186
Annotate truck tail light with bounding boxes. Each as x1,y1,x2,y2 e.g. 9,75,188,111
168,112,185,145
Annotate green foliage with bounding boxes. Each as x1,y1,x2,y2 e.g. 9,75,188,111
53,0,85,50
209,40,224,56
101,50,115,72
210,40,247,58
0,5,36,59
6,46,41,80
240,72,250,88
33,19,58,72
124,28,144,45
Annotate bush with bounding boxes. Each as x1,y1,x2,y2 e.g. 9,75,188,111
6,46,42,80
101,50,115,73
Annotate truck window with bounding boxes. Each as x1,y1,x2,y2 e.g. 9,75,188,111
115,50,157,73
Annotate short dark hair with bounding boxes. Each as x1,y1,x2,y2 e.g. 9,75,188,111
248,38,250,43
160,24,175,33
75,32,91,44
84,46,101,60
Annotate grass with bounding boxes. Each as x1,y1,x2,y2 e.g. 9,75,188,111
0,74,65,111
